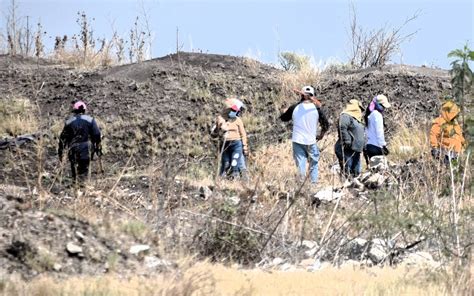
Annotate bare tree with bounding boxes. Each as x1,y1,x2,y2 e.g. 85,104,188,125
6,0,20,55
348,2,419,69
34,21,45,58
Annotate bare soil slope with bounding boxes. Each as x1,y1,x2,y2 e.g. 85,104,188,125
0,53,454,279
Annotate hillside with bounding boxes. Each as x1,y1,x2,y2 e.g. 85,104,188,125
0,53,451,170
0,53,470,295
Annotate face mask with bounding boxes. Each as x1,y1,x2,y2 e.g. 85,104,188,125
228,111,238,118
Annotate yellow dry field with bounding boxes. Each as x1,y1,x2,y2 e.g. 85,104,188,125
2,262,455,296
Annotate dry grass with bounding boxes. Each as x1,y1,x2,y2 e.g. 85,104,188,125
53,48,116,69
0,262,453,296
0,96,38,137
389,122,430,162
277,65,322,108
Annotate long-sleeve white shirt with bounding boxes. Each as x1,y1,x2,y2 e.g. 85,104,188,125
366,110,386,147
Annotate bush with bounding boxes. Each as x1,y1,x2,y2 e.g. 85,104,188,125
193,200,261,265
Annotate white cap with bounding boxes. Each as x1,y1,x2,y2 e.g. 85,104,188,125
301,86,315,96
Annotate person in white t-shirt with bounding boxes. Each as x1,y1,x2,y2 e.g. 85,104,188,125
363,95,391,164
280,86,329,184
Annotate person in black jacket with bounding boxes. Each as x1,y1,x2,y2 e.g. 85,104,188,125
58,100,101,185
335,99,365,177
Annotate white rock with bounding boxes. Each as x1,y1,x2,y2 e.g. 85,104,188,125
369,239,388,263
347,238,368,260
342,259,361,268
227,196,240,205
299,258,316,267
330,164,340,175
144,256,173,269
280,263,294,271
403,251,439,268
305,247,318,258
307,259,330,272
300,240,318,250
351,178,365,190
75,231,85,240
314,187,344,202
369,156,388,171
272,257,284,266
53,263,62,271
129,244,150,255
364,173,386,188
66,242,83,254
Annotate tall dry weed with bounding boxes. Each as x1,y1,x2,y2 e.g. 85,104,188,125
0,96,38,136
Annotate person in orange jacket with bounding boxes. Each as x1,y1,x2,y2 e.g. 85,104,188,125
430,100,465,162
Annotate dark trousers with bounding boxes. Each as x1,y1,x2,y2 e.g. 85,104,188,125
335,141,361,177
363,144,384,165
68,143,91,184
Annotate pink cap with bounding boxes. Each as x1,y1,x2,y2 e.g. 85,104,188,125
73,101,87,110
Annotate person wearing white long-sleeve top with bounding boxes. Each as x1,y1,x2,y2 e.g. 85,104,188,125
363,95,391,164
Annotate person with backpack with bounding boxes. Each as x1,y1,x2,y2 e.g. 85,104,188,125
430,100,465,163
363,95,391,164
280,86,330,184
211,98,249,179
58,100,102,186
335,99,365,177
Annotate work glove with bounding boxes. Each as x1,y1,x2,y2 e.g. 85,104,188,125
382,146,390,155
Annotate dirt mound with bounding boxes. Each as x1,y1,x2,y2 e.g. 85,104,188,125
0,184,176,279
0,52,452,187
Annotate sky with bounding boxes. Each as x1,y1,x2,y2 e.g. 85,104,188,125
1,0,473,69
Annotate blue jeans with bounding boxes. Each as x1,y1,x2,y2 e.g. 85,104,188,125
292,142,320,184
335,141,361,177
220,140,244,177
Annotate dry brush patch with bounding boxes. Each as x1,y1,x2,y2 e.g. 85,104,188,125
0,262,454,296
0,96,38,137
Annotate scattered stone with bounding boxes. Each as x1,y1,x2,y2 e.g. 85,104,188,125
299,258,316,267
199,186,212,200
403,251,439,268
53,263,62,271
144,256,173,269
314,187,344,202
129,244,150,255
347,238,368,260
75,231,85,241
280,263,294,271
342,259,361,268
272,257,284,266
307,259,330,272
299,240,318,250
330,164,340,175
227,195,240,205
369,156,388,171
369,239,388,264
364,173,386,189
66,242,83,255
351,178,365,191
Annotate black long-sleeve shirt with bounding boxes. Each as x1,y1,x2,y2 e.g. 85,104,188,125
58,114,101,157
